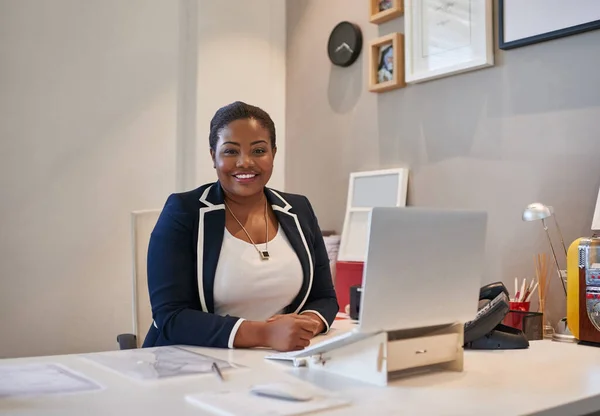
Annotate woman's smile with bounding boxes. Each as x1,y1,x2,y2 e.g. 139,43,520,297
233,172,260,184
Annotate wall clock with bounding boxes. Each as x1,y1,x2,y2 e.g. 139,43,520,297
327,21,362,67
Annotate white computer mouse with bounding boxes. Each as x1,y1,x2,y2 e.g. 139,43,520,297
250,382,314,402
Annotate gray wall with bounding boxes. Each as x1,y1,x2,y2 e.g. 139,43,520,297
285,0,600,324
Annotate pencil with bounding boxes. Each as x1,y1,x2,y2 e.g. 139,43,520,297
211,362,224,382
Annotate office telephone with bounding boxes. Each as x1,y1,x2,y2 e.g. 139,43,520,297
463,282,529,350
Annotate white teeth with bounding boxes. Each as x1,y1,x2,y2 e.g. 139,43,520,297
235,174,256,179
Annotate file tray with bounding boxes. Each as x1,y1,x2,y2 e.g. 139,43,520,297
304,323,464,386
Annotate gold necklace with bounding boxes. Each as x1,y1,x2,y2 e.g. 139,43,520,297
224,199,270,260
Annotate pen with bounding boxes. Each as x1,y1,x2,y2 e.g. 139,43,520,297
525,282,539,302
517,279,527,302
211,362,224,382
522,278,534,302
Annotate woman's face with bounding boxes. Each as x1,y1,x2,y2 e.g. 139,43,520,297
211,118,276,199
385,53,393,70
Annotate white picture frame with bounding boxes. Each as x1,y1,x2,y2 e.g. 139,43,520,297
338,168,409,262
404,0,494,84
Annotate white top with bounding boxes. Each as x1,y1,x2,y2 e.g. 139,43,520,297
213,226,303,322
2,321,600,416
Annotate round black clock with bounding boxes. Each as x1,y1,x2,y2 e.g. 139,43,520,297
327,21,362,67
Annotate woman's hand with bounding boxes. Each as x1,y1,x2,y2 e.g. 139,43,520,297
268,313,325,336
297,312,326,335
263,315,320,351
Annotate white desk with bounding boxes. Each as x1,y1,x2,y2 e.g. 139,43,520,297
1,321,600,416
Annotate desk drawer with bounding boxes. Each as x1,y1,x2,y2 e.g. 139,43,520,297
387,333,460,372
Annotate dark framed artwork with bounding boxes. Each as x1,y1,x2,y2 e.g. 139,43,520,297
499,0,600,50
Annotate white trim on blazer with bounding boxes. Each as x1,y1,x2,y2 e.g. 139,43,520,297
196,185,314,315
197,185,224,312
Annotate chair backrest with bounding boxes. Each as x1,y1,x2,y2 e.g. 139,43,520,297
131,209,161,347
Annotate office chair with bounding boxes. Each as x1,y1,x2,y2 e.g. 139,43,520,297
116,333,138,350
116,209,161,350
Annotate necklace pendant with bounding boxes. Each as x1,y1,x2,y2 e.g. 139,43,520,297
260,250,270,260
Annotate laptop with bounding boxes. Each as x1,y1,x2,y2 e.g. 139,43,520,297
265,206,488,360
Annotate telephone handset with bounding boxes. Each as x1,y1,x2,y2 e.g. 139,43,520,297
463,282,529,350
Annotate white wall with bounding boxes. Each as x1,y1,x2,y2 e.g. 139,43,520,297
0,0,179,358
0,0,287,358
192,0,287,190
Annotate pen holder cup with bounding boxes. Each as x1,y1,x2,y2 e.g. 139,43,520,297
509,301,530,312
502,303,543,341
504,301,529,329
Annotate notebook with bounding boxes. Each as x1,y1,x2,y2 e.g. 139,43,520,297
185,380,351,416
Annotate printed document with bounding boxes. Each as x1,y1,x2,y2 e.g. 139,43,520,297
0,363,102,398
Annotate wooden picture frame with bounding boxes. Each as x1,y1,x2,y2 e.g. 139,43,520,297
368,33,405,93
370,0,403,24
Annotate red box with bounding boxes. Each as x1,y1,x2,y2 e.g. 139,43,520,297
335,261,364,313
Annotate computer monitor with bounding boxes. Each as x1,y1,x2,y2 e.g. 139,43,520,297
358,207,488,333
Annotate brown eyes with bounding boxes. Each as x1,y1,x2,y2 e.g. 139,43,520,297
222,148,267,155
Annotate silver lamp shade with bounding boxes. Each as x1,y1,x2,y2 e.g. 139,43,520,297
522,202,553,222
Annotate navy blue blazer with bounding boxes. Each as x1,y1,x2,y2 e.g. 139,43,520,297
142,182,339,349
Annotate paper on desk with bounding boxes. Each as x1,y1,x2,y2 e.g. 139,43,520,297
323,235,341,263
82,346,235,381
0,363,102,398
323,235,341,284
185,381,351,416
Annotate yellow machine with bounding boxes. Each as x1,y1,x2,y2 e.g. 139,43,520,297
567,237,600,346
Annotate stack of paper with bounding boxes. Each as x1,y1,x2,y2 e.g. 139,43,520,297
323,234,341,284
185,380,351,416
323,235,341,264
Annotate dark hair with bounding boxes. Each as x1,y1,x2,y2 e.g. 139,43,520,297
209,101,276,151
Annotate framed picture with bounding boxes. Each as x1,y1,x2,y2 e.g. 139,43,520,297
404,0,494,84
338,168,409,262
499,0,600,50
368,33,406,93
370,0,403,24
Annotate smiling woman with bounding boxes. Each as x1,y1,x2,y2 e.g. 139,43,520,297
143,101,339,353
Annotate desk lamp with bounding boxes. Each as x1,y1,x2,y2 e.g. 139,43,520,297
522,202,567,295
522,202,575,343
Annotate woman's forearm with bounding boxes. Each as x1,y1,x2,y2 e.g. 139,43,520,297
232,320,268,348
